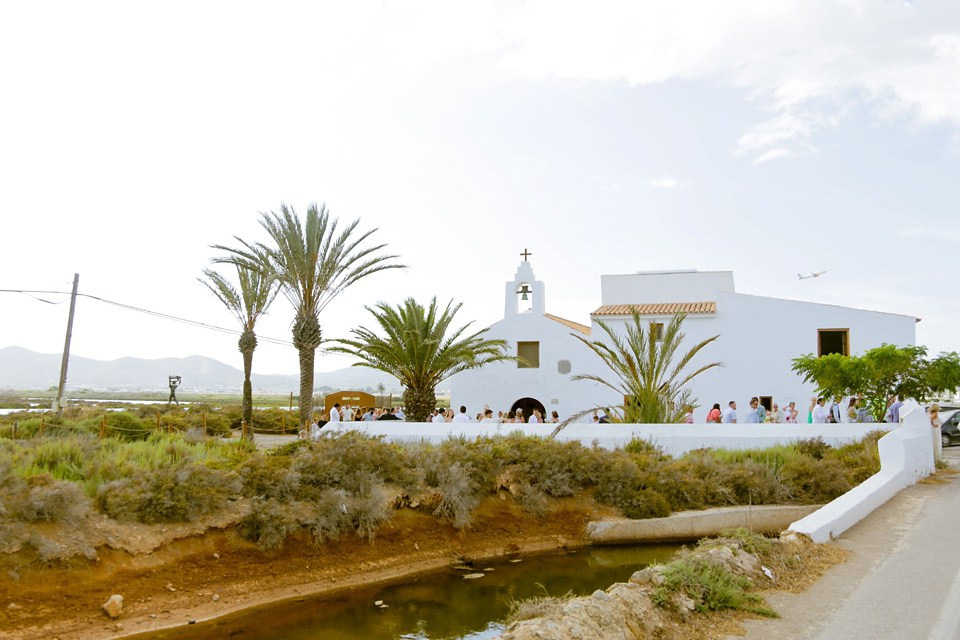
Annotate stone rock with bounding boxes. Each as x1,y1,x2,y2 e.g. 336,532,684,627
463,573,486,580
102,594,123,619
166,583,177,592
213,552,220,560
591,590,610,601
212,594,220,602
8,602,22,611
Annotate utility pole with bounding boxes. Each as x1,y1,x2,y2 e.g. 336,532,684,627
52,273,79,415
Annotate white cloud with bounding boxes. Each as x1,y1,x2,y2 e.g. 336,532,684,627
496,1,960,163
650,177,685,189
752,148,792,165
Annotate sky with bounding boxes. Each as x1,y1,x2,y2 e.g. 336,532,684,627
1,1,958,381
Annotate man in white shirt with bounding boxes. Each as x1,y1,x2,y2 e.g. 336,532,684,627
528,409,542,424
342,405,355,422
329,403,341,423
452,405,472,423
431,409,446,424
480,409,496,423
721,401,738,423
811,398,831,424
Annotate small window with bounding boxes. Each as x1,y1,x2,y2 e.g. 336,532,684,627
758,396,772,411
650,322,664,342
557,359,571,374
818,329,849,356
518,341,540,368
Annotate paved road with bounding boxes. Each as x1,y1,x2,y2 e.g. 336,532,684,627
731,446,960,640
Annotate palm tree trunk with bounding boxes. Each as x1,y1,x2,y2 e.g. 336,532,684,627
298,347,315,427
241,348,254,439
403,386,436,423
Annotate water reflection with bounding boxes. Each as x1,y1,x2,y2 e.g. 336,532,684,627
134,544,678,640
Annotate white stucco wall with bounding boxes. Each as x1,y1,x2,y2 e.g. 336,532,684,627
787,409,935,543
453,266,917,429
594,290,917,423
601,270,736,304
450,311,602,421
330,420,881,455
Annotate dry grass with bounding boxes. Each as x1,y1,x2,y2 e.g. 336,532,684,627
667,537,849,639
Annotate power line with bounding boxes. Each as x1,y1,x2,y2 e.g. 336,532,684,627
0,288,293,347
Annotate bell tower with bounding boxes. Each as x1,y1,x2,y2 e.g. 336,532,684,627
505,248,545,317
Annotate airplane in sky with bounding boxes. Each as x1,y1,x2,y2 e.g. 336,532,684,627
797,271,827,280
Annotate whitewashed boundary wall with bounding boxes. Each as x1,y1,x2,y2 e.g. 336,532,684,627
787,410,935,543
331,421,882,455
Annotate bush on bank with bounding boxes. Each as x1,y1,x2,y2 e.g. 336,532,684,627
0,426,883,555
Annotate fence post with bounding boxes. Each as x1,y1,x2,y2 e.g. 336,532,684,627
39,417,45,437
99,416,106,440
241,420,247,440
202,411,207,433
156,411,161,431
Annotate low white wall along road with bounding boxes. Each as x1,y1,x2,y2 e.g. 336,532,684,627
787,410,935,543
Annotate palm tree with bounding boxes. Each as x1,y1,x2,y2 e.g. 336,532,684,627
213,203,402,427
199,264,278,437
569,312,722,425
328,297,514,422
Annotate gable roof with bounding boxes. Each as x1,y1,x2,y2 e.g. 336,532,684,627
591,301,717,316
544,313,592,335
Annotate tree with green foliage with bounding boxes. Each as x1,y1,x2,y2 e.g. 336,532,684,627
791,344,960,422
569,312,722,424
199,264,278,438
328,297,514,422
213,203,403,427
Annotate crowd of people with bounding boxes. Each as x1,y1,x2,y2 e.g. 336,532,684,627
703,395,907,425
302,393,915,439
303,402,566,438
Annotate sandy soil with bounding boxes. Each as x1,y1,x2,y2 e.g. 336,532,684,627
0,497,606,640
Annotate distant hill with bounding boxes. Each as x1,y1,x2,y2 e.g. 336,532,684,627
0,346,404,394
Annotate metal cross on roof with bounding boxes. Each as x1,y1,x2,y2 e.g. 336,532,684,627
520,248,532,261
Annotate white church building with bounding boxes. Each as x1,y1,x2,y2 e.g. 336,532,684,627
450,257,918,423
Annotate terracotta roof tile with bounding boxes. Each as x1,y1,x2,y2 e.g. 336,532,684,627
544,313,591,335
591,301,717,316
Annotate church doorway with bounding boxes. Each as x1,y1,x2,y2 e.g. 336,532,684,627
511,397,546,423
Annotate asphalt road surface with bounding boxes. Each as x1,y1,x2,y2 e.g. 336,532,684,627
731,446,960,640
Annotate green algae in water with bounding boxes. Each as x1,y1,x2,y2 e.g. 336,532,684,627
134,544,679,640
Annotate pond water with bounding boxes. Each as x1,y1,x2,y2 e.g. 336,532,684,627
132,544,680,640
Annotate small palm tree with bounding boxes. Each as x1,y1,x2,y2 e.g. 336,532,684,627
569,312,722,425
199,264,278,438
328,297,513,422
213,203,403,427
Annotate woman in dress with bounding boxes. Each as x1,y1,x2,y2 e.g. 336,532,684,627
706,403,722,423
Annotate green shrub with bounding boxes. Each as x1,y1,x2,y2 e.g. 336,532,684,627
432,462,480,528
22,474,92,524
506,437,600,497
97,462,241,523
105,412,154,441
652,555,774,616
238,497,295,551
793,437,830,460
781,456,851,503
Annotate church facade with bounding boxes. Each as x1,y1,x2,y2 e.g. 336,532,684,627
450,260,919,423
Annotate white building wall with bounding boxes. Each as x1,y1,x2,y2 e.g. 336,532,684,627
455,266,918,426
594,290,917,423
450,311,603,421
601,270,735,305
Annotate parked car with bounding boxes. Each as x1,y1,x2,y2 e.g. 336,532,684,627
939,409,960,447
